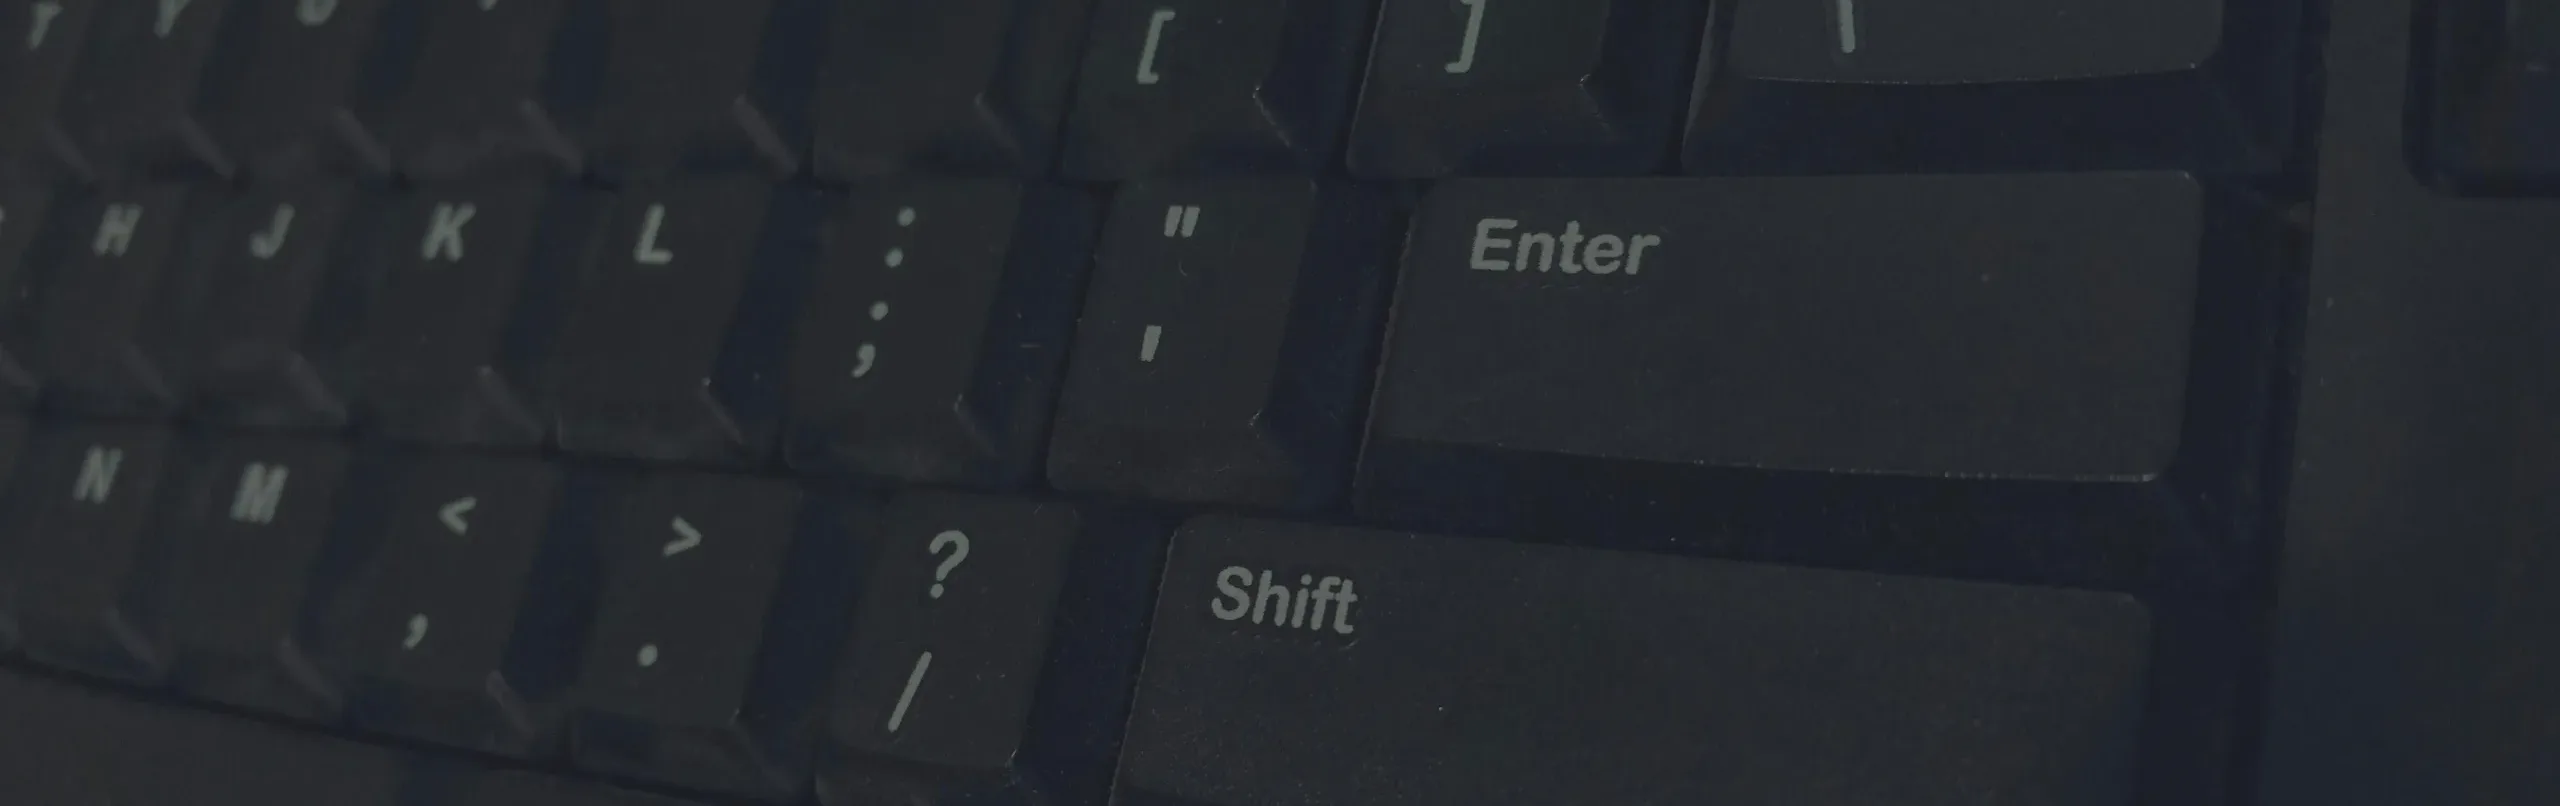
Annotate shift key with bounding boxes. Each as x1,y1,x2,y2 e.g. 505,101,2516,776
1115,517,2153,806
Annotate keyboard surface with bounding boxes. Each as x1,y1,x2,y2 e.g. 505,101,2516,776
0,0,2530,804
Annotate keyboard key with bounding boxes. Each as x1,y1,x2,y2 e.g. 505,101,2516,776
548,178,811,465
2427,0,2560,184
820,493,1075,803
0,0,96,179
0,184,52,403
1346,0,1705,177
182,185,365,430
812,0,1097,179
2253,3,2560,802
0,673,405,806
785,181,1096,487
1116,517,2153,805
1060,0,1375,178
48,0,236,179
569,472,827,798
1367,173,2202,479
361,0,585,179
160,436,350,720
578,0,814,180
1049,180,1396,508
352,182,591,447
316,452,576,757
200,0,396,180
20,186,197,415
1686,0,2301,173
0,423,175,681
1360,174,2291,584
456,771,711,806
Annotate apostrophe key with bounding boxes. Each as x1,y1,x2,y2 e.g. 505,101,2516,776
1048,180,1397,509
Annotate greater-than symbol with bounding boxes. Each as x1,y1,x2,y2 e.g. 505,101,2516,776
663,517,703,557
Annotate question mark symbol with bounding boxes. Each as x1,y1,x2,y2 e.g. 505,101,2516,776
927,530,970,599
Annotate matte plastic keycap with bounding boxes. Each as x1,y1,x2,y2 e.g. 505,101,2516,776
785,181,1096,487
0,184,52,403
1049,180,1396,509
1061,0,1375,178
817,493,1076,805
1116,517,2155,806
1686,0,2301,174
359,0,585,179
18,186,198,416
812,0,1097,179
578,0,815,180
0,673,404,806
351,182,592,447
1358,174,2290,587
181,185,366,430
2427,0,2560,184
569,472,841,799
200,0,395,180
1346,0,1705,177
48,0,237,179
0,0,96,179
316,452,578,757
0,423,176,682
548,178,812,466
2253,1,2560,802
159,436,351,720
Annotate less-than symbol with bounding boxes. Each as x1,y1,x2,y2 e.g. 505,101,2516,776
439,497,476,536
663,517,703,557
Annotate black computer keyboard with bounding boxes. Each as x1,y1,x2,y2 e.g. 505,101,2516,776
0,0,2536,804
